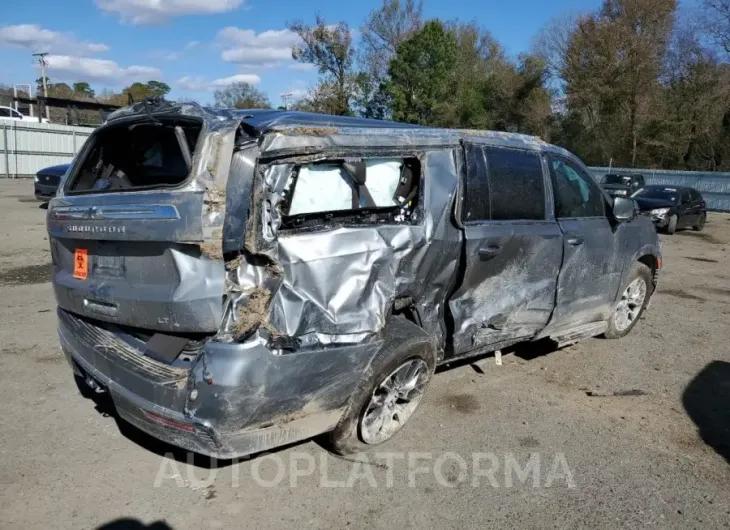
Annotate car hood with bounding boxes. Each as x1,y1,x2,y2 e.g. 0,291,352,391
633,197,675,211
38,164,70,176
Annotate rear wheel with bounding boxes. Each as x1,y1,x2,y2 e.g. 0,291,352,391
665,214,677,234
693,212,706,232
604,262,653,339
329,317,435,455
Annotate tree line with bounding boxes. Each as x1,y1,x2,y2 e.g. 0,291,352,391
2,0,728,170
279,0,730,171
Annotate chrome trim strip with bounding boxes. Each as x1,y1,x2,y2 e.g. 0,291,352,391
51,204,180,221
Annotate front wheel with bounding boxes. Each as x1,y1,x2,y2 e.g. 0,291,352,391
665,214,678,234
328,318,435,455
604,262,653,339
693,212,706,232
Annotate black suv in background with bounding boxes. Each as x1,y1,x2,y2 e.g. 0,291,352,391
632,185,707,234
34,163,69,201
601,173,646,198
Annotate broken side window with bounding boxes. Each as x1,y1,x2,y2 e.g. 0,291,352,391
280,157,420,229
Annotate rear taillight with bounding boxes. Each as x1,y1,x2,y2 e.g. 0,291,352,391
144,411,195,432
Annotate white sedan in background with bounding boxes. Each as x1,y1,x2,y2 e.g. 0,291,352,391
0,105,50,123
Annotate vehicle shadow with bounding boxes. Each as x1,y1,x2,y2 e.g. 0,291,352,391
97,518,173,530
682,360,730,464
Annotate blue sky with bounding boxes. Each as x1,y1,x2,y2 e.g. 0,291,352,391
0,0,607,107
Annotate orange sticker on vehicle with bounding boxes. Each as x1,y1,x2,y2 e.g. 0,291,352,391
73,248,88,280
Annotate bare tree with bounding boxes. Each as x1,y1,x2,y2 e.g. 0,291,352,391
533,13,581,85
703,0,730,55
213,82,271,109
288,16,356,115
361,0,423,78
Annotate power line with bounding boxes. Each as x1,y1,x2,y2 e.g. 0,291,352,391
32,52,50,121
280,91,293,110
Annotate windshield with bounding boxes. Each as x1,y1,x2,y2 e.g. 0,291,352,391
602,175,631,185
632,187,678,203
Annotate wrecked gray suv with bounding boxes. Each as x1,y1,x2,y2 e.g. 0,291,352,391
48,100,661,458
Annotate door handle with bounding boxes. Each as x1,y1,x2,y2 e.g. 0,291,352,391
478,245,502,258
566,235,584,246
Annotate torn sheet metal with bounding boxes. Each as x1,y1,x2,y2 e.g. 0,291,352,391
225,148,462,350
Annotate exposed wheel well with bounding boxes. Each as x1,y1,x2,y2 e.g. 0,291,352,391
637,254,660,287
638,254,657,272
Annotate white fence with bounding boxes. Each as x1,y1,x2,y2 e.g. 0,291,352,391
0,120,93,178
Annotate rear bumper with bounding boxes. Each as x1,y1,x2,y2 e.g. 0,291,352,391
58,308,379,458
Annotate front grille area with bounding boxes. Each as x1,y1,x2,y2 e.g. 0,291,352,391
37,173,61,186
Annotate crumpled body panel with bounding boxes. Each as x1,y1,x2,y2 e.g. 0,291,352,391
273,225,423,337
232,147,462,349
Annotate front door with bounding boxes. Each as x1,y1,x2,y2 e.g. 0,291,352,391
540,154,623,335
448,143,563,355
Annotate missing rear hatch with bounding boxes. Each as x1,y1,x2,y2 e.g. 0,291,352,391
66,117,203,194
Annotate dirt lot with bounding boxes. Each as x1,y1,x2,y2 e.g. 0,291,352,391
1,178,729,529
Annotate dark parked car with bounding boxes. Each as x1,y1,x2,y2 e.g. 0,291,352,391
601,173,645,198
34,163,70,201
48,101,661,458
631,185,706,234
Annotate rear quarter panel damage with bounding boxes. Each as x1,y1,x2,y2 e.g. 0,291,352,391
233,145,462,349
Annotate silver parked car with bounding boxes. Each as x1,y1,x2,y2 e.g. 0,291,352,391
48,99,662,458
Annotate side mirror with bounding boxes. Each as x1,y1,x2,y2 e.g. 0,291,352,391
613,197,637,222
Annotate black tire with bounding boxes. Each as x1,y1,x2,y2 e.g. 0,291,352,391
665,214,677,235
693,212,706,232
328,317,436,455
604,262,654,339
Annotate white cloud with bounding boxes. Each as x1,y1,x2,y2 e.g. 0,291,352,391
212,74,261,87
154,40,200,61
95,0,242,24
177,73,261,91
0,24,109,55
221,47,291,67
177,76,208,91
289,63,315,71
217,27,300,67
44,55,160,83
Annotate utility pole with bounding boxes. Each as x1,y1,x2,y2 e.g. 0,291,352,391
280,91,293,110
32,52,50,121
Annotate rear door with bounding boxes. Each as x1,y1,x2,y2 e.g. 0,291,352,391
448,143,563,355
677,189,695,227
689,189,704,226
540,154,622,334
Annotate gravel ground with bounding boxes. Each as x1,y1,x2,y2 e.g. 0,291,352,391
1,179,729,530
